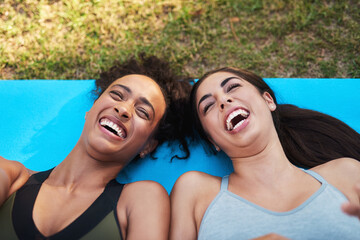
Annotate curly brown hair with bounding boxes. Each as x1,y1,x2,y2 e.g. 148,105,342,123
95,54,193,160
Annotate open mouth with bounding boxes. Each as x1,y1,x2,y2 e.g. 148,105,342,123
100,118,127,139
225,108,250,131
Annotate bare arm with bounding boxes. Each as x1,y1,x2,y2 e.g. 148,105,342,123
0,167,11,205
118,181,170,240
170,171,219,240
313,157,360,220
0,156,31,205
170,173,199,240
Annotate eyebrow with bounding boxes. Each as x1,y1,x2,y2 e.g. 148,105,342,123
112,84,131,93
220,77,241,87
139,97,155,117
198,94,212,110
197,77,242,110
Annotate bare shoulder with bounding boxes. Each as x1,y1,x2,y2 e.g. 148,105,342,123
0,156,32,189
117,180,170,215
176,170,220,183
171,171,221,197
312,158,360,182
121,180,168,201
118,180,169,212
117,181,170,240
0,156,26,170
311,158,360,201
171,171,222,206
0,156,32,204
170,171,222,238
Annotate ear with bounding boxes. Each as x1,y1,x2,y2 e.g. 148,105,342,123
263,92,276,111
139,139,158,158
208,137,221,152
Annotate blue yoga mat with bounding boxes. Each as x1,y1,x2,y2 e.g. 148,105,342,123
0,79,359,193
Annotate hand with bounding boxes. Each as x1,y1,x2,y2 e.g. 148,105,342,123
341,183,360,221
252,233,290,240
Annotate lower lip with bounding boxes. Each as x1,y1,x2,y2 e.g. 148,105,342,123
98,122,125,141
227,117,250,134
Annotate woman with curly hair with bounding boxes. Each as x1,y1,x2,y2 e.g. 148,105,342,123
0,55,191,240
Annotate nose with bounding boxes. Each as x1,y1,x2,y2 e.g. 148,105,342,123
114,104,132,122
220,98,232,110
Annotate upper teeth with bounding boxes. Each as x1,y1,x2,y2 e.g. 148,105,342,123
226,109,249,131
100,119,125,138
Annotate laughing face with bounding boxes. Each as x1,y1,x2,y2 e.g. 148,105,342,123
195,71,277,158
82,74,166,163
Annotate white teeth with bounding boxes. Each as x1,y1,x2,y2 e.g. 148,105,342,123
226,109,249,131
227,120,233,131
100,119,125,138
233,119,245,130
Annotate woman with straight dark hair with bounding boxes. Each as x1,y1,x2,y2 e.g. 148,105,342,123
170,67,360,240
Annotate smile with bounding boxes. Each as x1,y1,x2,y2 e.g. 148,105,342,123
100,118,127,139
225,108,250,131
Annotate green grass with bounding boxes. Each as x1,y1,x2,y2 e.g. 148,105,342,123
1,0,359,79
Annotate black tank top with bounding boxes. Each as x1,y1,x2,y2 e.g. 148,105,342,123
0,169,124,240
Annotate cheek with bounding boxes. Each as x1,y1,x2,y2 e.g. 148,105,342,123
84,108,96,125
135,120,156,138
201,116,219,138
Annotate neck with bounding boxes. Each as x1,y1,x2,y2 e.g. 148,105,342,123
45,143,126,191
230,137,298,185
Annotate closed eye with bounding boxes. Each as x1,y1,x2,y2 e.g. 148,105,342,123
110,90,124,101
226,83,241,92
203,102,214,114
136,108,150,120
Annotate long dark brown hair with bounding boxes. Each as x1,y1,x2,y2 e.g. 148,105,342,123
190,67,360,168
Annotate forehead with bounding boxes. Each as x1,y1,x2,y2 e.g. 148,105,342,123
110,74,158,89
110,74,166,112
196,71,244,98
110,74,162,97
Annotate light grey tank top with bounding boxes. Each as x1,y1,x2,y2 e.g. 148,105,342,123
198,170,360,240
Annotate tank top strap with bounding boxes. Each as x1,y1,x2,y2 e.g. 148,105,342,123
303,169,326,185
25,168,54,186
220,175,230,191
